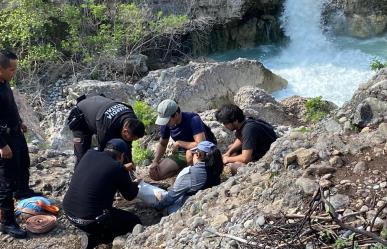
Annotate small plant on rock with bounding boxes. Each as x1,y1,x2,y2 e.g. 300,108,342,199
305,96,330,123
132,140,153,166
370,58,387,71
132,100,156,166
133,101,157,127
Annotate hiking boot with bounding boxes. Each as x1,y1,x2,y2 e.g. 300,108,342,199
0,223,27,238
0,208,27,239
14,189,43,200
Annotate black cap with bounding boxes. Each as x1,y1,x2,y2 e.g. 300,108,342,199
106,138,130,159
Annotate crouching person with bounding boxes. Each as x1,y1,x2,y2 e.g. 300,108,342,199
154,141,223,214
215,104,277,175
63,138,141,249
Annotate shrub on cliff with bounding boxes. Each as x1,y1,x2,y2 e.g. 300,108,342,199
305,96,331,122
370,58,387,71
0,0,189,82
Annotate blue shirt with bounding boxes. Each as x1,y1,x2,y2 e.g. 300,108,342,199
155,161,207,213
160,112,206,142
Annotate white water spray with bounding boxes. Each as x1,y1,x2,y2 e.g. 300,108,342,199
267,0,376,106
211,0,387,106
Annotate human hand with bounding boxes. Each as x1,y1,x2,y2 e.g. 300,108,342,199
20,123,27,133
171,141,180,153
222,155,230,164
124,162,136,172
133,178,142,184
0,145,13,159
155,191,163,201
149,162,161,181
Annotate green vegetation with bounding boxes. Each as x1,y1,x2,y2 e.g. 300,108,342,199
371,244,387,249
305,96,331,122
334,235,359,249
370,58,387,71
133,101,157,127
0,0,189,81
132,100,156,166
132,140,153,166
294,126,311,133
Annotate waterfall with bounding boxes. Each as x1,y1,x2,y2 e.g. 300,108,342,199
266,0,375,106
211,0,387,106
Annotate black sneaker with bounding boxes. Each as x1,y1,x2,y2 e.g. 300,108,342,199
14,189,43,200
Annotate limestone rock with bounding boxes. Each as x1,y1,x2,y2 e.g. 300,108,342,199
66,80,136,104
324,0,387,38
136,58,287,112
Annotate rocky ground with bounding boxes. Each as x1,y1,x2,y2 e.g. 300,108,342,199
0,66,386,248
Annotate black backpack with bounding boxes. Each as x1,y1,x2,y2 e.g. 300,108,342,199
247,117,277,142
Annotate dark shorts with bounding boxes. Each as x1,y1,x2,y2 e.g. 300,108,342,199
167,150,187,169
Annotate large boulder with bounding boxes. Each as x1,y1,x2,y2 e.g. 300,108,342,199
234,86,298,126
324,0,387,38
337,68,387,128
66,80,136,105
135,58,287,112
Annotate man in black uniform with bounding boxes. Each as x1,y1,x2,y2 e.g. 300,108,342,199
67,95,145,167
0,50,40,238
215,104,277,175
63,138,141,248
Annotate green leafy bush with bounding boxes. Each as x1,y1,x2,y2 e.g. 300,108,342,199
370,58,387,71
132,101,157,127
132,100,156,166
305,96,330,122
0,0,189,80
132,140,153,166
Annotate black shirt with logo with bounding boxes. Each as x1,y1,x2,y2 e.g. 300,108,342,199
235,118,277,161
77,95,138,161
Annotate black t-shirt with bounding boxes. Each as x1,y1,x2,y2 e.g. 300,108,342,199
0,81,21,147
63,150,138,219
77,95,138,161
235,118,277,161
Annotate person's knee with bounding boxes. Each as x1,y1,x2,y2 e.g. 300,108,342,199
149,159,179,181
228,163,245,176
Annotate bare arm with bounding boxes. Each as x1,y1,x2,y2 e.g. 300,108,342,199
153,138,169,163
223,149,253,164
224,138,242,156
175,132,206,150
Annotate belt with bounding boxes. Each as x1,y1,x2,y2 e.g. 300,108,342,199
66,214,96,226
0,125,20,135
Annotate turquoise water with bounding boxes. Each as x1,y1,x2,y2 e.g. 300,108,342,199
209,0,387,106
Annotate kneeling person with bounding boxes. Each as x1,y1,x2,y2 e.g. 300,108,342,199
63,138,141,248
67,95,145,167
215,104,277,175
149,99,216,181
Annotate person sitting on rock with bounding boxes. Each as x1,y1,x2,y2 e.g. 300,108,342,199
154,141,223,214
67,95,145,168
215,104,277,175
63,138,141,249
149,99,217,181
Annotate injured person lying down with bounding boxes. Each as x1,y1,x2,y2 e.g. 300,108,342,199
138,141,223,214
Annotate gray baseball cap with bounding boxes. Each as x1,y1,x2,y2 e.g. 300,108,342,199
155,99,178,125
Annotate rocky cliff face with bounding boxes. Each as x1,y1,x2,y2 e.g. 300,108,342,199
188,0,285,55
323,0,387,38
143,0,285,55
